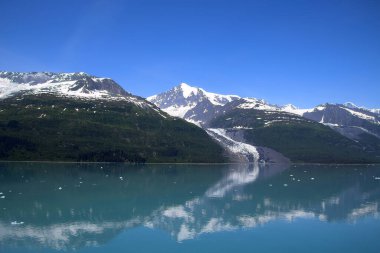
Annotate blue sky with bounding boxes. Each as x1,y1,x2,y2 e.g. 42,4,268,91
0,0,379,108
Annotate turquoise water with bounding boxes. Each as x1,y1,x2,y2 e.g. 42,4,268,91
0,162,380,252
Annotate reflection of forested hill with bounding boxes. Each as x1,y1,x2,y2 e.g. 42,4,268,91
0,163,379,250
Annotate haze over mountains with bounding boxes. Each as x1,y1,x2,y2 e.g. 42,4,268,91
0,71,379,163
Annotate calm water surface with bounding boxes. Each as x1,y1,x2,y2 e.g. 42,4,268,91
0,162,380,252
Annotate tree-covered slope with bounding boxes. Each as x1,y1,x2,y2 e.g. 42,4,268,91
0,94,228,163
210,108,380,163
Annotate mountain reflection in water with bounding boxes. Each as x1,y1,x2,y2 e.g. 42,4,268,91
0,162,379,251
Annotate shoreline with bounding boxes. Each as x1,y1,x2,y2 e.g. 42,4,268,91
0,160,379,166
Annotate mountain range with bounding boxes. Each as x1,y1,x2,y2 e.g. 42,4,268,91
0,72,227,163
148,83,380,163
1,71,379,163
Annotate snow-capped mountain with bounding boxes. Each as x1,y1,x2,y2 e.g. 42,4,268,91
287,102,380,122
0,72,230,163
148,82,315,126
0,71,148,105
303,103,380,126
280,104,315,116
149,83,380,163
147,83,240,126
343,102,380,115
299,103,380,143
147,82,314,127
278,102,380,138
147,83,288,127
265,102,380,153
264,100,380,143
148,83,300,163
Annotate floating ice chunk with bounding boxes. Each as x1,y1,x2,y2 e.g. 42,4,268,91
58,187,62,190
119,176,123,180
375,177,380,180
310,177,315,180
11,221,24,225
0,192,3,195
284,184,288,187
0,196,5,199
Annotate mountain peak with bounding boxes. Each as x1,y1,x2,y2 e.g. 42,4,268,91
282,104,298,110
343,102,359,109
178,82,193,89
176,82,200,98
147,83,241,124
0,71,133,101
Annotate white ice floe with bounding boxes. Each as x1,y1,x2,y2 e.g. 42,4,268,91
11,221,24,225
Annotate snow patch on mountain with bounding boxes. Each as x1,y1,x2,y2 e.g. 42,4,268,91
149,82,380,160
282,102,380,121
281,104,298,111
147,82,239,107
343,102,380,116
344,102,359,109
147,82,240,125
0,71,153,109
161,104,195,118
280,104,314,116
237,98,278,111
341,107,378,123
179,83,199,98
200,89,240,106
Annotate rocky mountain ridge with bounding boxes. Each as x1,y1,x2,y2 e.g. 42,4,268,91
149,83,380,163
0,71,144,104
0,72,227,163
